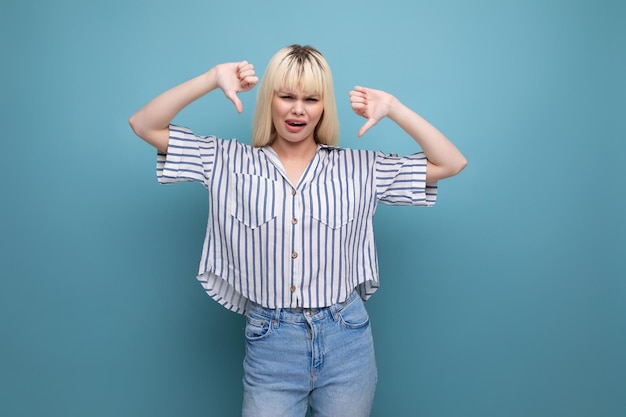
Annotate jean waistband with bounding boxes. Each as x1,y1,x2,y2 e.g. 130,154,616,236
247,291,361,323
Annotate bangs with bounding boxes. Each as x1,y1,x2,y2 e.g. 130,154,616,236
272,51,326,96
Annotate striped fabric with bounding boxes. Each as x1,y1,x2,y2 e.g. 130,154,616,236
157,125,437,314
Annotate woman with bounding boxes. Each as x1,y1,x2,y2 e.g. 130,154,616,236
129,44,466,417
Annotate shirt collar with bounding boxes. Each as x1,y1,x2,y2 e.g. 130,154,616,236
259,143,343,156
317,143,343,152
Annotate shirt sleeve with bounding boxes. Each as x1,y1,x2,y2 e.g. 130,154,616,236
375,151,438,206
156,125,217,187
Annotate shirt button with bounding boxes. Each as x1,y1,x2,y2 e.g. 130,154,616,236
291,189,297,196
291,218,298,225
290,285,296,293
291,252,298,259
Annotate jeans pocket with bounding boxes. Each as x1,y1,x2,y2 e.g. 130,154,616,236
337,297,370,329
244,314,273,341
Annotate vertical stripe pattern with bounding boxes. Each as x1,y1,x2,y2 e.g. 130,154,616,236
157,125,438,314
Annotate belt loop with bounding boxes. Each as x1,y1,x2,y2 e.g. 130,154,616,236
272,307,281,329
330,301,341,322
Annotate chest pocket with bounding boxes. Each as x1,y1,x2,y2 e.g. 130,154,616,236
309,178,356,229
229,173,281,229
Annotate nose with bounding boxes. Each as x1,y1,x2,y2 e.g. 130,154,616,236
292,100,304,116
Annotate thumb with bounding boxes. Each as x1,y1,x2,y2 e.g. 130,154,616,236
224,90,243,113
358,118,378,138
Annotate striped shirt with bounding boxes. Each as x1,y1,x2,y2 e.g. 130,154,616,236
157,125,437,314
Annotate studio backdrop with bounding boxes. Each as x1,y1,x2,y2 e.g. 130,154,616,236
1,0,624,416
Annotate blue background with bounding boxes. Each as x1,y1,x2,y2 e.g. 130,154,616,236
1,0,624,416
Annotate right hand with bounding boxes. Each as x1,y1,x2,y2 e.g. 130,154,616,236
215,61,259,113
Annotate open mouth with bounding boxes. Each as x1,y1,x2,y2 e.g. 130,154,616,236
284,119,307,133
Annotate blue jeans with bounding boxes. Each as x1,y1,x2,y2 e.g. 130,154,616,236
242,291,378,417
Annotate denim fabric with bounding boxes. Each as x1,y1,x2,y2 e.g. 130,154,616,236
242,291,378,417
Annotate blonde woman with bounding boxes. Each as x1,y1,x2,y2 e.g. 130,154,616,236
129,44,466,417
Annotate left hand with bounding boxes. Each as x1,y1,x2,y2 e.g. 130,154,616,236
349,86,395,137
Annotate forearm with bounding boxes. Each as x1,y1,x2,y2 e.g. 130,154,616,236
129,68,219,152
388,98,467,181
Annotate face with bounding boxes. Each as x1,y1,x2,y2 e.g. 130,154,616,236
271,88,324,146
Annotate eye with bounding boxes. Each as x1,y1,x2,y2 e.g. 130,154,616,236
306,97,320,102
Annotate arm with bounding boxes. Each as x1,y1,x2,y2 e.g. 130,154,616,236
128,61,258,153
349,86,467,182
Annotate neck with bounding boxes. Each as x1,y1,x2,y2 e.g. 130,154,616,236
270,138,318,185
270,137,318,162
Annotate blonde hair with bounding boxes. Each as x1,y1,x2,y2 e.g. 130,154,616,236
251,45,339,147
